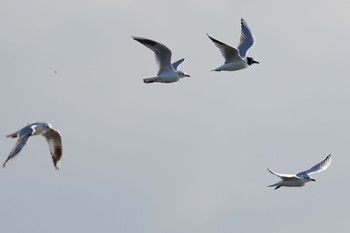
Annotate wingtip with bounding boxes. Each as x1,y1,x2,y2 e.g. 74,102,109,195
206,33,213,40
132,36,143,41
324,154,332,162
3,158,10,168
54,164,60,170
267,168,274,174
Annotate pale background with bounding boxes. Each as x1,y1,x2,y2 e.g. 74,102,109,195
0,0,349,232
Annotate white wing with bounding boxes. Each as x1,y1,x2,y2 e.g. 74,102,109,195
171,58,185,71
43,129,62,170
297,155,332,176
267,168,299,181
3,125,34,167
207,34,242,63
237,18,255,58
132,36,173,74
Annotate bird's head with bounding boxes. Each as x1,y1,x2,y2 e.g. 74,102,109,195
33,122,53,134
178,71,190,78
247,57,259,66
303,175,316,183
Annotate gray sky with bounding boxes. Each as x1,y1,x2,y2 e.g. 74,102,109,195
1,0,349,232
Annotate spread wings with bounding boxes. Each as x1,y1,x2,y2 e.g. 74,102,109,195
43,129,62,170
132,36,174,74
267,168,300,181
3,126,34,167
297,155,332,176
207,34,242,63
237,18,255,58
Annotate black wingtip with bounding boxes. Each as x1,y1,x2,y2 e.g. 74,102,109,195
132,37,157,47
3,160,9,168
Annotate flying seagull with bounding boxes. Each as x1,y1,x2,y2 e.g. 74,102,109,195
207,18,259,71
132,36,190,83
268,155,332,190
3,122,62,170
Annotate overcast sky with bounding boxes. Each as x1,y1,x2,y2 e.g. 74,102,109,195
1,0,350,232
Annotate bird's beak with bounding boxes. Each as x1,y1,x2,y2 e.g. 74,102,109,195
311,179,316,182
185,74,190,77
254,60,260,64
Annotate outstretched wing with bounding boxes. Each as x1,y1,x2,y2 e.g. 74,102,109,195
43,129,62,170
171,58,185,71
297,155,332,176
207,34,242,63
237,18,255,58
267,168,299,181
132,36,173,74
3,126,33,167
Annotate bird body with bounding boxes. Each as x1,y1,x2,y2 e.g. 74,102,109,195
268,155,332,190
211,59,249,72
267,169,308,189
3,122,62,170
132,37,190,83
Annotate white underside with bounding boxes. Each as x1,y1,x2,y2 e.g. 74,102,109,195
269,179,306,188
144,71,180,83
213,60,248,71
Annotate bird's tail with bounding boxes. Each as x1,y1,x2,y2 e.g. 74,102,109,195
268,182,282,190
143,77,158,84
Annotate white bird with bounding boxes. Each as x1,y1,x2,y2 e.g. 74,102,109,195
268,155,332,190
132,36,190,83
207,18,259,71
3,122,62,170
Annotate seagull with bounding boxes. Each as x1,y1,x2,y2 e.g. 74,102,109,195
3,122,62,170
207,18,259,72
132,36,190,83
267,155,332,190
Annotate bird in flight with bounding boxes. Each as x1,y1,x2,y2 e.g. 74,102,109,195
267,155,332,190
3,122,62,170
132,36,190,83
207,18,259,72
